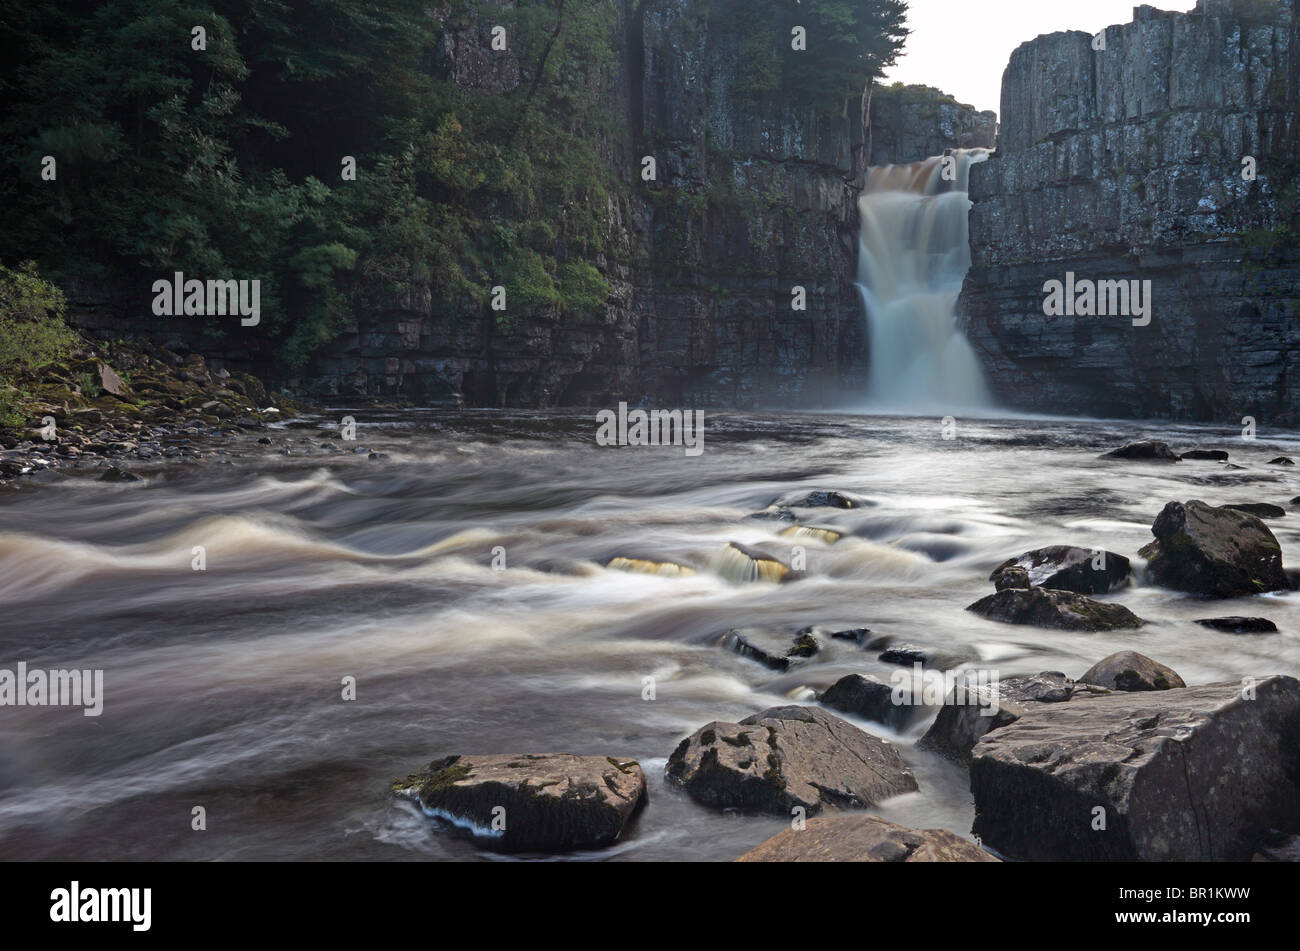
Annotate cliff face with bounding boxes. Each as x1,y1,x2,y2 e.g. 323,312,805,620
867,83,997,165
287,5,991,409
297,0,872,409
962,0,1300,423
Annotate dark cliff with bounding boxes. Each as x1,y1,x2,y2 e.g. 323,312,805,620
961,0,1300,423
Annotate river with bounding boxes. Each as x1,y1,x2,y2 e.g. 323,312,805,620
2,409,1298,860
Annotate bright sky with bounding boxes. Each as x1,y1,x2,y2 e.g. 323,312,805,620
881,0,1202,115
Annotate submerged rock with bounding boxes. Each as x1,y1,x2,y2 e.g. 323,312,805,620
1194,616,1278,634
989,545,1132,594
779,525,842,544
1101,440,1179,462
715,541,792,583
392,753,646,852
98,466,141,483
721,627,821,671
1078,651,1185,691
776,489,861,509
971,676,1300,861
1138,500,1287,597
967,586,1143,631
1224,502,1286,519
736,815,998,863
1268,457,1295,465
665,705,917,816
607,556,695,577
1179,449,1229,461
877,643,973,671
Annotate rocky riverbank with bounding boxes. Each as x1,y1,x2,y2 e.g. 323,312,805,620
0,340,340,486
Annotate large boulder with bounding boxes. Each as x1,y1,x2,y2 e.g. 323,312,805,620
1138,500,1287,597
665,705,917,816
970,676,1300,860
1078,651,1185,691
967,586,1143,631
736,815,998,862
392,753,646,852
989,545,1132,594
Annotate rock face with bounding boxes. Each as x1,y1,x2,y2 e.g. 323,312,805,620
665,705,917,815
1079,650,1186,691
867,83,997,166
1139,499,1287,596
64,4,997,411
736,814,998,862
392,753,646,852
970,676,1300,860
989,545,1132,594
967,586,1144,631
962,0,1300,424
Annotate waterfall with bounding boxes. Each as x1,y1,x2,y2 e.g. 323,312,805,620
856,148,993,411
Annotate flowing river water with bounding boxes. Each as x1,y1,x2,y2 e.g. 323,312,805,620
2,409,1300,861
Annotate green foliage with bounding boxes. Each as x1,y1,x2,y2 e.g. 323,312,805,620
0,261,79,372
0,0,908,378
0,261,83,424
721,0,909,110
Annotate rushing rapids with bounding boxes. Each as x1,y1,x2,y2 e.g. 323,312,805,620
2,409,1299,860
857,148,993,411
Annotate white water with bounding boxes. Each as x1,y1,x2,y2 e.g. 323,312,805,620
857,149,993,412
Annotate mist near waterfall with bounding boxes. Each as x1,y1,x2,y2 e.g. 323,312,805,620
855,148,994,413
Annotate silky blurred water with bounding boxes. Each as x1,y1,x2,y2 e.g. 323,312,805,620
1,409,1298,861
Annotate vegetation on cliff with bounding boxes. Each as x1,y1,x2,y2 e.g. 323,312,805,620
1,0,908,378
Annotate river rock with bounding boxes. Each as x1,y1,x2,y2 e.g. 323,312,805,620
1179,449,1229,461
1268,457,1295,465
970,676,1300,860
392,753,646,852
777,489,862,509
736,815,998,862
1078,651,1185,691
1101,440,1180,461
918,671,1078,763
1194,616,1278,634
878,643,973,670
1224,502,1286,519
989,545,1132,594
1138,500,1287,597
721,627,820,670
967,586,1143,631
665,705,917,815
820,673,930,732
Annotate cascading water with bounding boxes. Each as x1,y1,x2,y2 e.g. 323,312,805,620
856,148,993,411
